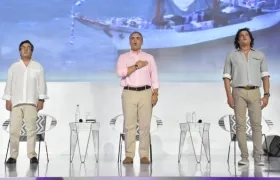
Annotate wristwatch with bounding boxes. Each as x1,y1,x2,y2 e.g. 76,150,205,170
264,93,270,97
39,99,45,102
135,64,139,70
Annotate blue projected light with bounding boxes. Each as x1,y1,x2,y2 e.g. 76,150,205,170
0,0,279,82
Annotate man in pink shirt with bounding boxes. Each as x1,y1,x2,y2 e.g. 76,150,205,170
116,31,159,164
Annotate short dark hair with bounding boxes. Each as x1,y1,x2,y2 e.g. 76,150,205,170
19,40,34,52
234,28,254,49
129,31,143,41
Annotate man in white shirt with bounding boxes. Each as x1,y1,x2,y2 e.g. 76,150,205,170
2,40,48,164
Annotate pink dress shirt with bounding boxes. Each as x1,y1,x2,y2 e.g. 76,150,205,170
116,50,159,89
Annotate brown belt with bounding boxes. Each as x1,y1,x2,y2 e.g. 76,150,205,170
236,86,259,90
124,85,151,91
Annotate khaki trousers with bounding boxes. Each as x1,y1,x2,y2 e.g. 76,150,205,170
232,88,264,159
10,104,38,159
122,89,152,158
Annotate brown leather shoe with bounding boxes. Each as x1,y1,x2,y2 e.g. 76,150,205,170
122,157,133,164
140,157,150,164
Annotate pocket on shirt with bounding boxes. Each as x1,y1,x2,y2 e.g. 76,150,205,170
29,69,41,78
250,58,261,67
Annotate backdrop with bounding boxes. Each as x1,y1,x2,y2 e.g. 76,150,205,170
0,0,280,82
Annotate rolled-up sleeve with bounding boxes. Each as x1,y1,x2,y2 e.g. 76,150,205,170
260,53,269,78
38,66,49,99
222,53,232,80
2,67,13,100
116,55,127,77
150,56,159,89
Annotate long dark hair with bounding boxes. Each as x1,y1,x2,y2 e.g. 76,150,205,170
234,28,254,49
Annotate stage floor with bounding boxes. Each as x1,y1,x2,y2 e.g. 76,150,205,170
0,154,280,178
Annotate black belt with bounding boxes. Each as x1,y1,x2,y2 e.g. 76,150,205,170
124,85,151,91
236,86,259,90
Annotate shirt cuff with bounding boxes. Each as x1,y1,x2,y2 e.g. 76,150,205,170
261,72,270,78
222,73,231,80
152,83,159,89
2,95,11,101
117,68,128,77
39,94,49,99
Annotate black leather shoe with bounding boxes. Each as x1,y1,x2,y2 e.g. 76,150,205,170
30,157,39,164
6,157,16,164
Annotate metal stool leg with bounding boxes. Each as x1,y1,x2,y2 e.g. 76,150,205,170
38,141,41,162
149,134,152,163
44,141,49,162
227,142,231,163
150,144,152,163
118,134,123,163
4,140,10,163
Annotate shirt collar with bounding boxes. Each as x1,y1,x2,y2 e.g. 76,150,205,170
19,58,34,62
19,58,34,67
130,49,141,55
236,48,255,52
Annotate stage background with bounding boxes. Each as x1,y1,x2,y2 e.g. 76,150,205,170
0,0,280,162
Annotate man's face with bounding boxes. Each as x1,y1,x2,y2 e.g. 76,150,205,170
19,43,32,58
130,33,143,51
238,30,251,46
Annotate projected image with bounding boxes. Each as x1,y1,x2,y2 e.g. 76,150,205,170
0,0,280,82
74,0,280,50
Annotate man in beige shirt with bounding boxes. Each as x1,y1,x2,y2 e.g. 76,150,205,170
223,28,270,166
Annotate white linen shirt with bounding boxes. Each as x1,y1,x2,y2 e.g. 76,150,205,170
2,59,48,107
